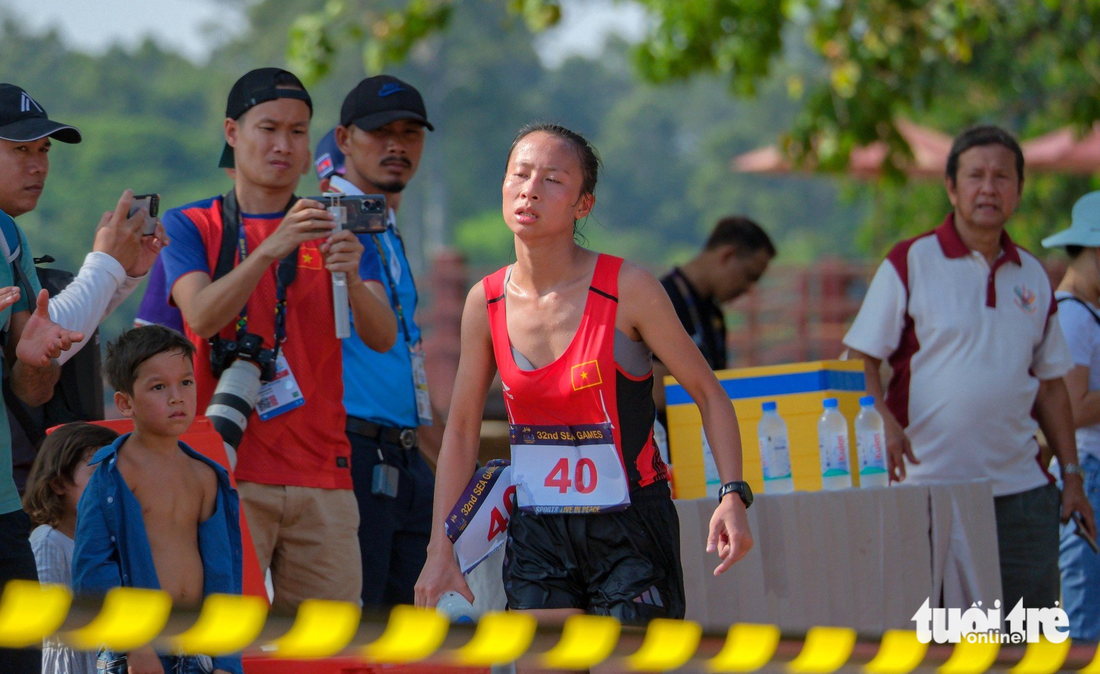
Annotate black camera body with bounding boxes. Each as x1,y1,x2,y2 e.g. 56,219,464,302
210,333,277,381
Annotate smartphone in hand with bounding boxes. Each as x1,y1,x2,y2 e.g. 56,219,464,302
1072,511,1099,554
308,195,387,234
128,194,160,235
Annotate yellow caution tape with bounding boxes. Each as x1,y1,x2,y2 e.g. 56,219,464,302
361,605,448,663
63,586,172,652
5,581,1100,672
624,618,703,671
939,639,1000,674
540,614,621,670
1082,643,1100,674
268,598,360,658
788,626,858,674
167,593,268,656
1009,637,1071,674
708,623,781,673
450,611,537,666
864,630,928,674
0,580,72,648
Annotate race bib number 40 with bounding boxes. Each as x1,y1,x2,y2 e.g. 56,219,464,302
510,423,631,514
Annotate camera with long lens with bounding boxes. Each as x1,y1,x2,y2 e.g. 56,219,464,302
205,360,262,451
206,333,278,450
209,333,277,381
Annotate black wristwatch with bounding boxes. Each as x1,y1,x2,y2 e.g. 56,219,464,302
718,480,753,509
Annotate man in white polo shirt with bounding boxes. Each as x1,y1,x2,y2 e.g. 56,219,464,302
844,125,1094,612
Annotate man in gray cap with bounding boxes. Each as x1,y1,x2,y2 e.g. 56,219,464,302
0,83,164,674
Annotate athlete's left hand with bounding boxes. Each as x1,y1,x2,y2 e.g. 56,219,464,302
707,496,753,576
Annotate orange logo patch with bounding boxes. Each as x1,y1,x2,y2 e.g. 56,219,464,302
299,246,322,270
571,360,602,391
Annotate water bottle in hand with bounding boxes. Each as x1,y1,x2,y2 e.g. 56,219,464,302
436,591,477,624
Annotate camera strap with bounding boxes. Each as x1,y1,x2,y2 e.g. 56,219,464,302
211,189,299,369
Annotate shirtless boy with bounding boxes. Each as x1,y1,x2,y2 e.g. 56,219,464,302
73,325,242,674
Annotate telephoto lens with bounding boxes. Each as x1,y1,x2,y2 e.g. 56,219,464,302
205,359,262,449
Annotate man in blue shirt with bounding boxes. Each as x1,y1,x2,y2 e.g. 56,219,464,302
323,75,441,607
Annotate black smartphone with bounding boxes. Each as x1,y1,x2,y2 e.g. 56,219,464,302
1072,511,1099,554
128,194,160,235
309,194,387,234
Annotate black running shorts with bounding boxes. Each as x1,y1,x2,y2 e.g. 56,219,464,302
503,482,685,624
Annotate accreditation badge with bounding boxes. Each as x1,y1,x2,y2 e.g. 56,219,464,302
410,341,433,425
256,354,305,421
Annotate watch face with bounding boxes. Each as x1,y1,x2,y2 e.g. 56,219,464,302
722,481,753,508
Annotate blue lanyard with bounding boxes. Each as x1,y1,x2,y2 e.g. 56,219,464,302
370,228,419,347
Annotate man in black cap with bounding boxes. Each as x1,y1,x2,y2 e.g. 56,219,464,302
323,75,442,607
160,68,396,611
0,83,163,673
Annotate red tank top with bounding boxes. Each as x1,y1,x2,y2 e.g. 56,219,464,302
484,254,668,496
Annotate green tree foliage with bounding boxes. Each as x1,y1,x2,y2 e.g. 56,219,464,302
289,0,1100,258
291,1,1100,170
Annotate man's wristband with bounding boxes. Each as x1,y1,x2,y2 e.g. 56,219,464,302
1063,463,1085,479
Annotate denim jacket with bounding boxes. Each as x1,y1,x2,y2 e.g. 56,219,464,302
72,433,244,674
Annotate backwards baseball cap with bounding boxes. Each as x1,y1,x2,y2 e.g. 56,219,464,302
340,75,434,133
314,128,346,181
0,84,81,144
219,67,313,169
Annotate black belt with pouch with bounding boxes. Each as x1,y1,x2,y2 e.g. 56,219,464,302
346,416,418,450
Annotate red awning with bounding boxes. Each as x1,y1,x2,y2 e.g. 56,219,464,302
732,120,954,180
734,120,1100,178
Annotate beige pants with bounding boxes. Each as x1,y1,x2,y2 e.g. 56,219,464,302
237,481,362,611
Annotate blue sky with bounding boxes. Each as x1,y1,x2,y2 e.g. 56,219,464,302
2,0,648,66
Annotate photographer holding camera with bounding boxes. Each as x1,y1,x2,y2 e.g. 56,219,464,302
160,68,396,610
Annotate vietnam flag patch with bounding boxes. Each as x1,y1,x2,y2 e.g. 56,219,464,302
571,360,602,391
299,246,322,270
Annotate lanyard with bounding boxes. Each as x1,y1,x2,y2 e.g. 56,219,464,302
369,230,418,347
218,190,298,359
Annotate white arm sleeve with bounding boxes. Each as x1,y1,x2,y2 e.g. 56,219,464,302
47,252,146,365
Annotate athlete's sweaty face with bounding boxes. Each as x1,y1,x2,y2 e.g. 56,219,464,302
503,131,593,242
225,96,311,193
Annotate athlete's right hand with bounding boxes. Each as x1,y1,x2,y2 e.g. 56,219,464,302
254,199,335,261
414,547,474,608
